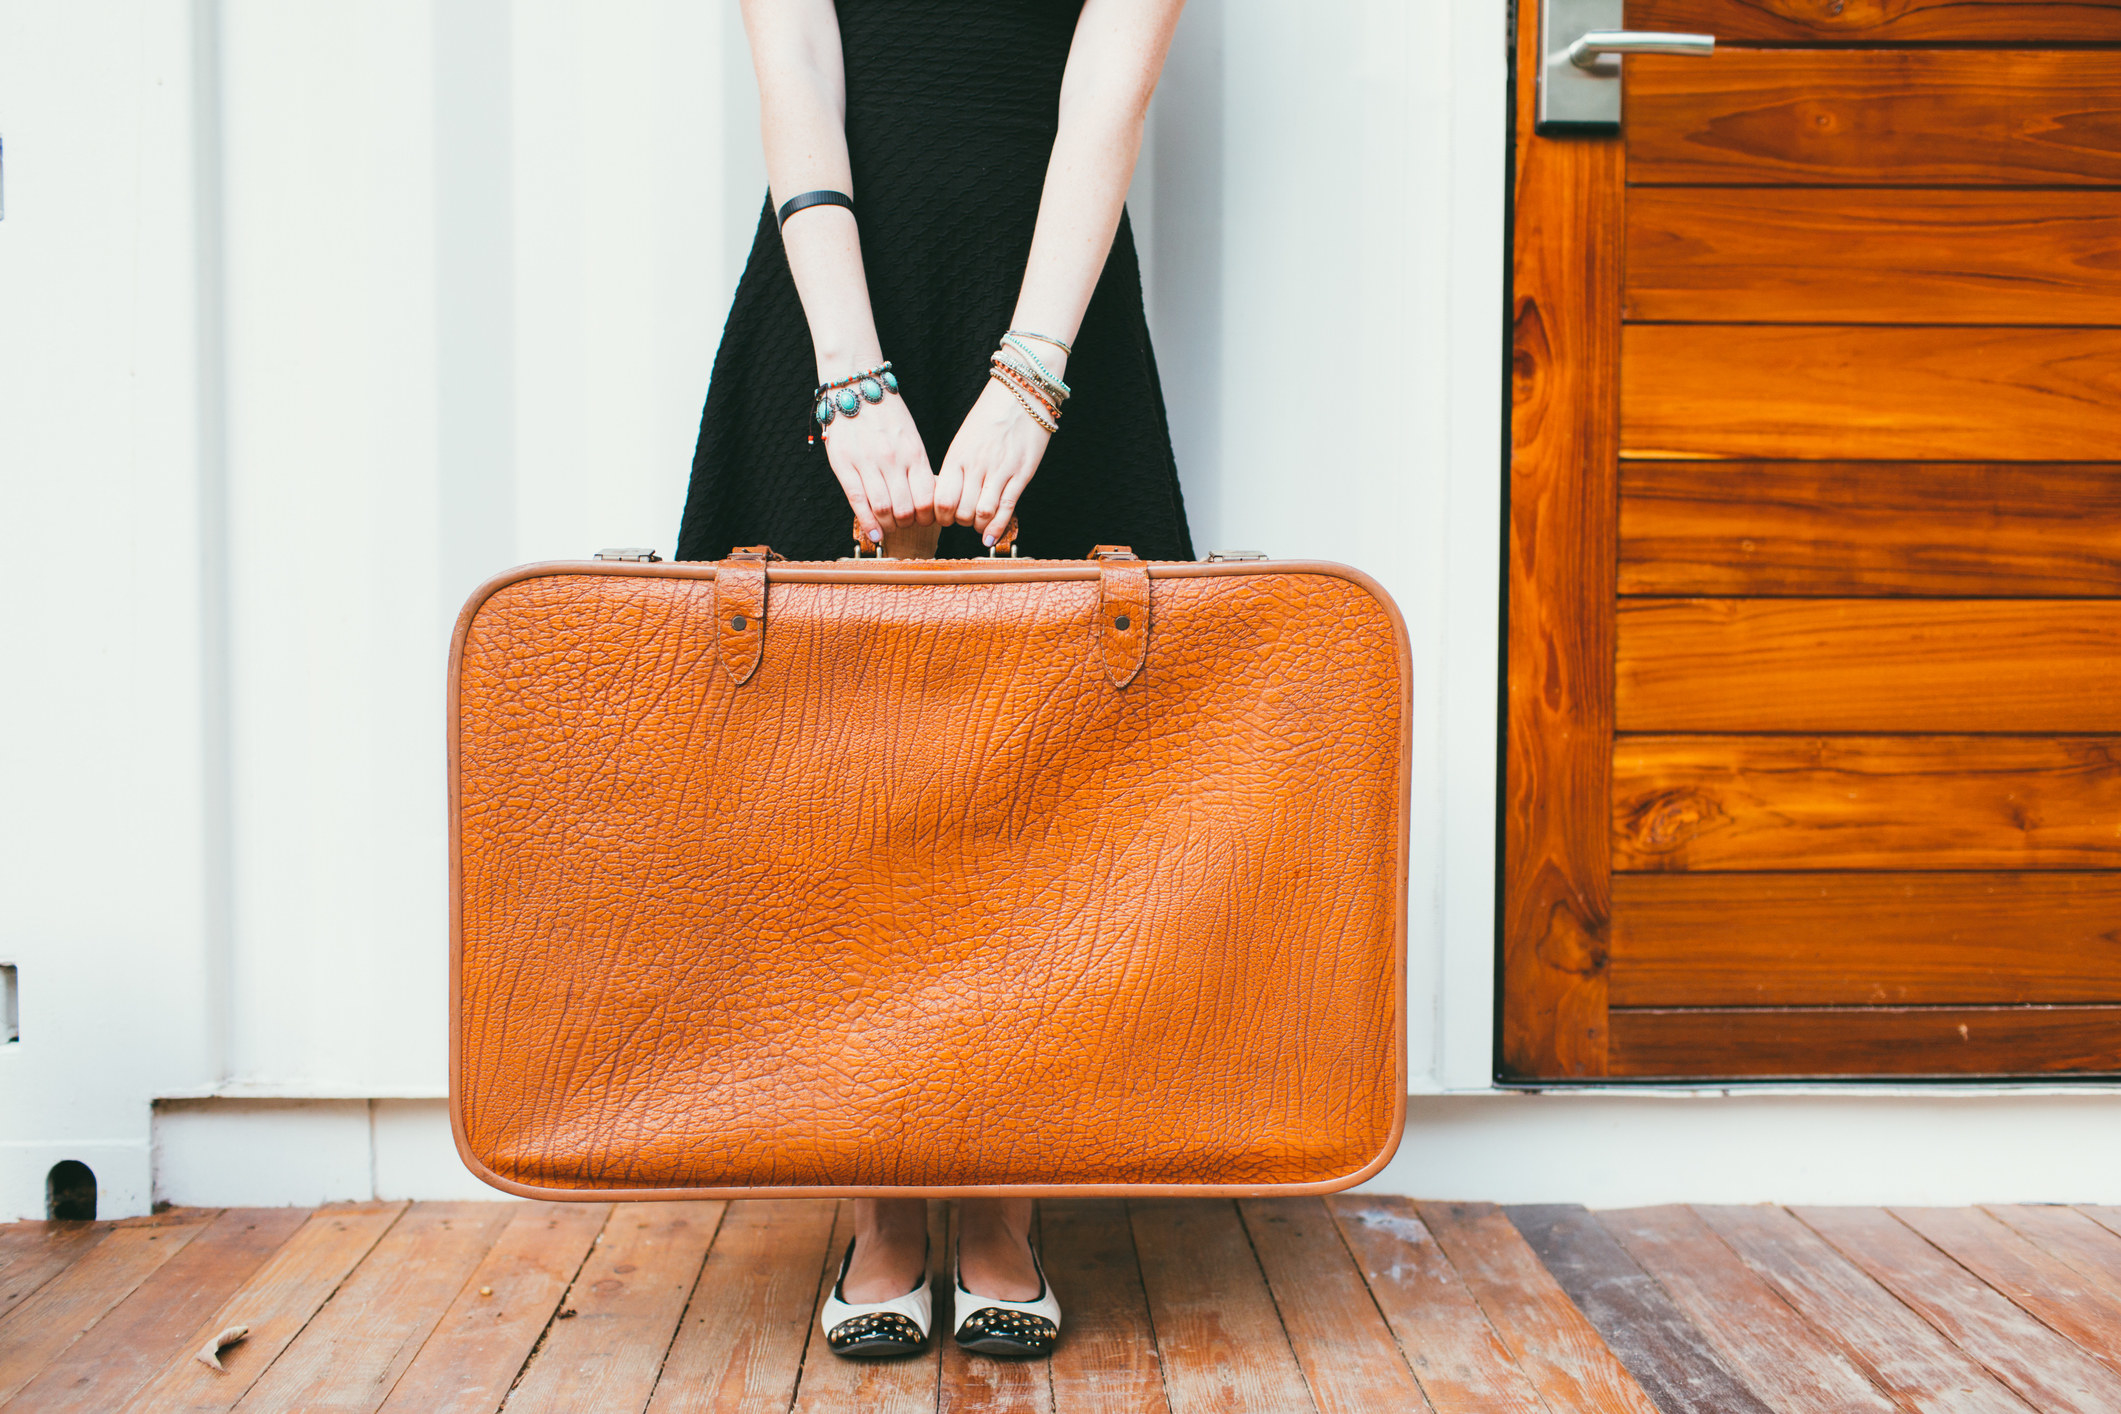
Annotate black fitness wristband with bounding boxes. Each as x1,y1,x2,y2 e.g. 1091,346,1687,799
777,189,855,229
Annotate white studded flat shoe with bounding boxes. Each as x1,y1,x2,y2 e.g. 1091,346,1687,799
953,1242,1061,1357
819,1237,933,1359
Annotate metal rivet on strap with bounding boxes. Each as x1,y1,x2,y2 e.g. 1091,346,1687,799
1114,615,1130,631
730,615,747,631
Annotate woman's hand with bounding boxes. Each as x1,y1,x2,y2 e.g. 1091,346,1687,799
935,376,1055,546
821,391,936,544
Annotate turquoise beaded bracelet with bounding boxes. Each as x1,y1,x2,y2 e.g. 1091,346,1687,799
808,361,899,444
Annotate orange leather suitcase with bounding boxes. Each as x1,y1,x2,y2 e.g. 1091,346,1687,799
449,541,1409,1199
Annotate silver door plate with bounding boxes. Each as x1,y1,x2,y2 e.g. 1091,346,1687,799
1539,0,1627,135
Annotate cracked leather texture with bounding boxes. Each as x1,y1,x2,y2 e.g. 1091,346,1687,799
450,558,1408,1196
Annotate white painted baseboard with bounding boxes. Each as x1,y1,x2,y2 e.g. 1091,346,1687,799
154,1098,499,1208
135,1089,2121,1213
1361,1090,2121,1207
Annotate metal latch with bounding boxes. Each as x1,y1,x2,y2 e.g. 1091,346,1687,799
1537,0,1713,135
1204,550,1267,562
593,548,663,562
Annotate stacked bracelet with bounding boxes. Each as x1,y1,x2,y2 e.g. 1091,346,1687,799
990,357,1060,433
989,333,1070,435
809,361,899,445
1007,328,1074,357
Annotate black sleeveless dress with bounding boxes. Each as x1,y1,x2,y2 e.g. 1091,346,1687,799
674,0,1193,563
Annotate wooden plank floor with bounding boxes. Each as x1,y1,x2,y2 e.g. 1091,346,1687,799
2,1198,2118,1413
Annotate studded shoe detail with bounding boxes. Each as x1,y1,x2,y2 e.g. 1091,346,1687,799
819,1237,932,1359
953,1243,1061,1357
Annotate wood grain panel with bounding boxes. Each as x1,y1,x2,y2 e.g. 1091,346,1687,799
1622,325,2121,462
0,1212,212,1406
1612,736,2121,872
1043,1200,1170,1414
643,1200,835,1414
1625,190,2121,326
122,1201,406,1414
1894,1206,2121,1380
1629,0,2121,41
0,1222,104,1321
1643,1206,2038,1414
1237,1200,1433,1414
1611,873,2121,1005
1609,1006,2121,1075
1797,1207,2121,1412
1416,1202,1662,1414
1505,0,1620,1080
379,1202,607,1414
239,1201,511,1414
1617,599,2121,732
8,1209,307,1414
1988,1205,2121,1307
1596,1206,1901,1414
1129,1201,1315,1414
1618,462,2121,597
505,1202,725,1414
1626,51,2121,186
1326,1196,1547,1414
1505,1205,1774,1414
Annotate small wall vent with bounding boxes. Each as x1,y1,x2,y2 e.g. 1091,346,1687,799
47,1160,96,1221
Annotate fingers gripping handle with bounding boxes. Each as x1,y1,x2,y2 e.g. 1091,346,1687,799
850,517,1019,557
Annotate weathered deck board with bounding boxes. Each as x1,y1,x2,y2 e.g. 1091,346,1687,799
644,1199,835,1414
1326,1195,1546,1414
1420,1201,1663,1414
1696,1203,2035,1414
1597,1205,1901,1414
0,1222,106,1322
376,1201,607,1414
1508,1204,1774,1414
1130,1200,1315,1414
237,1201,512,1413
1041,1199,1168,1414
0,1210,214,1405
1237,1197,1433,1414
1797,1207,2121,1413
120,1201,407,1414
4,1208,308,1414
1988,1206,2121,1307
502,1201,725,1414
1898,1207,2121,1381
4,1197,2120,1414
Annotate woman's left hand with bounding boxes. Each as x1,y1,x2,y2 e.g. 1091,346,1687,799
934,377,1054,546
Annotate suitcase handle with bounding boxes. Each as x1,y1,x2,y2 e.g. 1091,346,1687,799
850,517,1021,558
721,533,1148,689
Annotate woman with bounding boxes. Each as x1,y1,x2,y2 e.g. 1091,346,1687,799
675,0,1191,1360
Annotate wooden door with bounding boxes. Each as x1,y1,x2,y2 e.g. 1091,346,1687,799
1503,0,2121,1080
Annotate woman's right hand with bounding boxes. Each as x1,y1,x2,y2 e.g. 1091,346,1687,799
820,390,936,544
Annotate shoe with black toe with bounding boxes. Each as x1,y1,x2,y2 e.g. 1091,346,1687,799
820,1238,932,1359
953,1243,1061,1357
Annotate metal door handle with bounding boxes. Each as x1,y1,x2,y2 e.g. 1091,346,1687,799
1567,30,1715,68
1538,0,1716,134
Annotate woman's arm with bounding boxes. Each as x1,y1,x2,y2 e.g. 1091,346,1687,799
935,0,1188,545
743,0,934,544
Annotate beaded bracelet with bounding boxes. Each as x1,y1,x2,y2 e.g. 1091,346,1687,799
1007,328,1074,357
808,361,899,445
998,335,1070,403
989,360,1059,434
